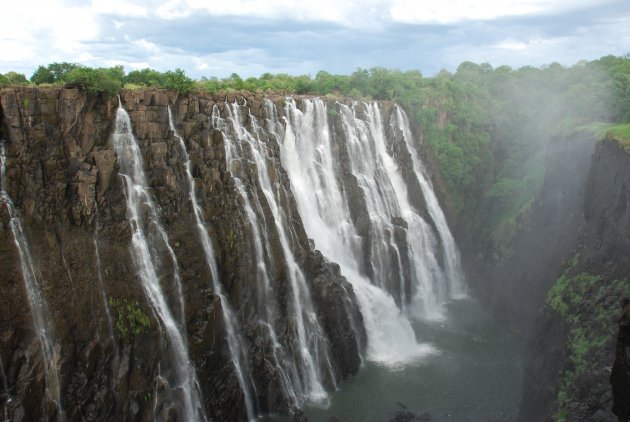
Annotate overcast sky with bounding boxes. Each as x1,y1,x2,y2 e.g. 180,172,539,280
1,0,629,79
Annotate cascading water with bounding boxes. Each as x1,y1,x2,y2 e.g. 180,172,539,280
215,101,335,406
280,100,434,365
0,141,63,416
60,248,75,292
392,106,466,299
208,109,301,408
112,101,204,422
168,106,256,420
338,102,449,319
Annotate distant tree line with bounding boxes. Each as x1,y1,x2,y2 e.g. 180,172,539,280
2,55,630,245
1,63,196,95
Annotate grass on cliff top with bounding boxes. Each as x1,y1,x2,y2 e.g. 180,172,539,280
552,118,614,139
604,123,630,152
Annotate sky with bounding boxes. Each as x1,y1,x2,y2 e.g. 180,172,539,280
1,0,629,79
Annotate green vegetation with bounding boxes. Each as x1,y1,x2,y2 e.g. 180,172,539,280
30,62,79,84
164,68,195,94
547,261,630,420
125,68,166,87
227,230,237,250
64,65,124,96
2,54,630,248
108,297,152,341
605,122,630,151
0,71,28,85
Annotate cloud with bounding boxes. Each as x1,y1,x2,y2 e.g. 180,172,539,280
153,0,385,26
90,0,149,17
389,0,614,24
0,0,628,78
0,0,98,73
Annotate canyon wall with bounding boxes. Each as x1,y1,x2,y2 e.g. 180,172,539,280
456,127,630,421
519,138,630,421
0,87,457,421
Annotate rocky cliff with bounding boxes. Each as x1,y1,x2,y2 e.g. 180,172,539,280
460,130,630,421
0,86,456,422
0,88,368,421
519,138,630,421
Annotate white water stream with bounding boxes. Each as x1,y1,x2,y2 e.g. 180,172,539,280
0,141,63,416
213,101,335,407
112,101,204,422
280,100,437,366
168,106,255,420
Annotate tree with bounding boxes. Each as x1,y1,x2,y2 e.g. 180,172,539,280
164,68,195,94
30,62,79,84
64,66,123,96
31,66,55,84
1,72,28,84
125,68,165,86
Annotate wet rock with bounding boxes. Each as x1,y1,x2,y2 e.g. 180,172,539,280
149,141,168,168
611,298,630,421
391,216,408,229
91,149,116,197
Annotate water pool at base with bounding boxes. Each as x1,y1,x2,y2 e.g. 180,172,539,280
264,298,523,422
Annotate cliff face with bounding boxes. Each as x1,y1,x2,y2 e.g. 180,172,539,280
0,86,455,421
462,134,596,333
521,139,630,421
0,88,367,420
469,134,630,421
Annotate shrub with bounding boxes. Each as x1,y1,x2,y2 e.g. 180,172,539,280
164,68,194,94
64,66,123,96
108,297,151,340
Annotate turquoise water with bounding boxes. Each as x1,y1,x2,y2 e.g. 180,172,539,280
264,298,522,421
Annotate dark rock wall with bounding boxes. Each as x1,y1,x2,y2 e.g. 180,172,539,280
523,139,630,421
463,133,596,334
0,88,367,421
465,134,630,421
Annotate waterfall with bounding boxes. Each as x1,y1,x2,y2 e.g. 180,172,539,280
205,107,301,408
0,141,63,416
112,101,204,422
280,100,435,366
168,106,256,420
338,102,450,319
392,106,466,299
214,101,335,406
